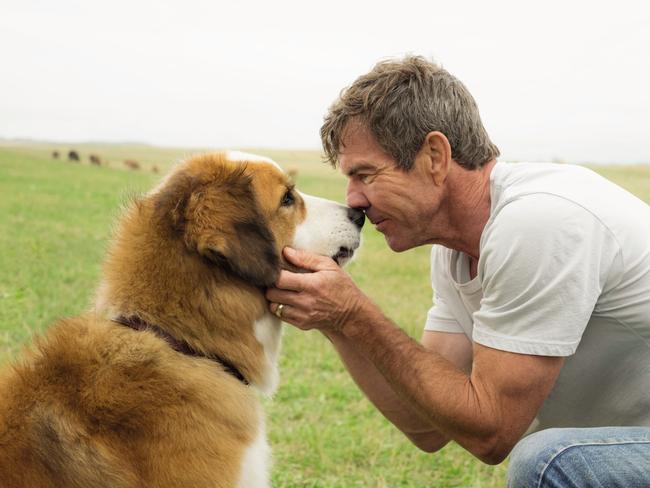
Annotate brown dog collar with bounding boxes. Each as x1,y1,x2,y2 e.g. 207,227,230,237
112,315,249,386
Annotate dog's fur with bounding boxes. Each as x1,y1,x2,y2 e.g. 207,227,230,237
0,152,363,488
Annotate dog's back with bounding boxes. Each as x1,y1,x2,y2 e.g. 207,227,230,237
0,315,260,488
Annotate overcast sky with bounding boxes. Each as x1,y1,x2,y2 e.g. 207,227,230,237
1,0,649,164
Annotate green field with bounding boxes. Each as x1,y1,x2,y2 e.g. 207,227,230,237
2,143,649,487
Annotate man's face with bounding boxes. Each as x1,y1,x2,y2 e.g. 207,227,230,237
338,123,443,252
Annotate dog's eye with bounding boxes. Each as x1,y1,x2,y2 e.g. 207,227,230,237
280,190,295,207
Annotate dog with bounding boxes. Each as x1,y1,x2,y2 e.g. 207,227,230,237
0,151,364,487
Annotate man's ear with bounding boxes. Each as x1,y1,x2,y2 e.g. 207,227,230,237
422,131,452,186
199,217,280,287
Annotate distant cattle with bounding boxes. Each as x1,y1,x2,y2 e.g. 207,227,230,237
287,167,299,180
89,154,102,166
152,165,160,174
68,150,80,162
124,159,140,170
52,151,60,159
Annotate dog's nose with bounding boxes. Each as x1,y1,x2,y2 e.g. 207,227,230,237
347,208,366,229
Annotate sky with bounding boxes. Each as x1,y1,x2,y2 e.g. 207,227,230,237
1,0,649,164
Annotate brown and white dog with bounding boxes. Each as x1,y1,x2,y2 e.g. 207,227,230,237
0,151,364,488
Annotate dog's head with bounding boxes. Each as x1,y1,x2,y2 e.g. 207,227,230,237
153,151,364,287
97,151,363,392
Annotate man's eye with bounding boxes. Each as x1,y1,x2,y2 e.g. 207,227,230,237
360,174,375,184
281,190,295,207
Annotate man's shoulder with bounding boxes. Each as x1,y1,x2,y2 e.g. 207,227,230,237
490,162,648,243
492,161,642,214
492,161,602,203
491,192,584,225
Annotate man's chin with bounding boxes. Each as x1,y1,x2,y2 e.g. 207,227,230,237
376,223,414,252
383,234,411,253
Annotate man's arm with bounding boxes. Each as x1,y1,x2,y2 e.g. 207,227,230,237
341,299,564,464
324,329,472,452
266,248,564,464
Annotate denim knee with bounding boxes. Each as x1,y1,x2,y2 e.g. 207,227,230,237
507,427,650,488
507,428,567,488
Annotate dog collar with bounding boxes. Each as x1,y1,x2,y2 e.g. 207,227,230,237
112,315,249,386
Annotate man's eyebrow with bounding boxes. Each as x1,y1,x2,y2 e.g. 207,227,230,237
345,163,376,177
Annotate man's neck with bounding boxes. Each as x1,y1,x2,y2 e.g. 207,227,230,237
441,159,496,260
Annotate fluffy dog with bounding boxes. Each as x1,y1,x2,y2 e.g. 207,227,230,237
0,151,364,487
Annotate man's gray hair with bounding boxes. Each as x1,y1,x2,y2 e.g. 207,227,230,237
320,55,500,171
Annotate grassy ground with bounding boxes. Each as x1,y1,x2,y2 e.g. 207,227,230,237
2,143,649,486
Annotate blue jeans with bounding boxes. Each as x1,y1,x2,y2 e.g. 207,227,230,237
507,427,650,487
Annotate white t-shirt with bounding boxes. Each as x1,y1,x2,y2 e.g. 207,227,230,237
425,162,650,431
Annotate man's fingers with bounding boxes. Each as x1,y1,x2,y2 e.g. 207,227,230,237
284,247,337,272
266,286,300,305
274,269,308,292
269,302,312,330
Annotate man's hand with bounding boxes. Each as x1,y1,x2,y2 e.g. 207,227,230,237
265,247,369,333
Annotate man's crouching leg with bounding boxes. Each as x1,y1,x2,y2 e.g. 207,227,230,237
506,426,650,487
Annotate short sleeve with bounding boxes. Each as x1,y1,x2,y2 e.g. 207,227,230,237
424,246,465,334
473,194,621,356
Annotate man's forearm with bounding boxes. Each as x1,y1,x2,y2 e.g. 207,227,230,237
340,301,505,462
325,330,450,452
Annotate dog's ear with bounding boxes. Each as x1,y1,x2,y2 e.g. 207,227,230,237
199,217,280,287
193,166,280,287
153,174,199,235
154,165,281,287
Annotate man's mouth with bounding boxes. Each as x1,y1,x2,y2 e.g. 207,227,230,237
373,218,389,232
367,213,385,226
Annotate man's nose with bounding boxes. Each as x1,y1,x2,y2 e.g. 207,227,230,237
346,181,369,211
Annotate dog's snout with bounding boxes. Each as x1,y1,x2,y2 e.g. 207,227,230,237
347,208,365,229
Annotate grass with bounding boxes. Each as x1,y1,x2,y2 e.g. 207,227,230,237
2,142,649,486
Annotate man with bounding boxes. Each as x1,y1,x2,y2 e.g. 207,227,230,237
266,56,650,486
